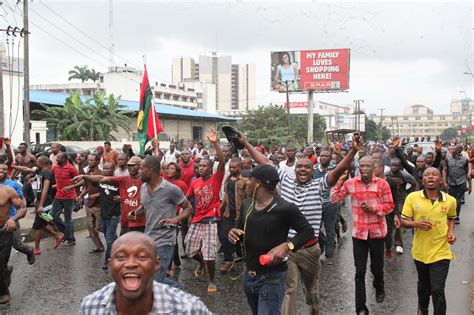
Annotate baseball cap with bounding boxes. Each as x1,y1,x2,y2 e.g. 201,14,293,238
127,156,142,165
250,164,280,188
96,146,104,152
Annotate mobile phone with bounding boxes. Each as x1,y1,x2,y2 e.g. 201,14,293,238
354,132,361,145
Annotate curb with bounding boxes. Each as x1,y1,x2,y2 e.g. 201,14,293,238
20,215,88,243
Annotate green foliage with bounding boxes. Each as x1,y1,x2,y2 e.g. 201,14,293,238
364,116,391,141
32,90,131,141
227,105,326,148
440,127,459,141
68,65,101,83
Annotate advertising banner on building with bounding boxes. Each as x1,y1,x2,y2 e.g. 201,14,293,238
271,49,350,92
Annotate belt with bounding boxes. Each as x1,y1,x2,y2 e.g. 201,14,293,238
303,237,318,249
198,218,218,225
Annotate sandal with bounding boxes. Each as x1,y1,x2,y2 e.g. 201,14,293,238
207,283,217,293
89,248,104,253
54,233,65,249
194,263,205,278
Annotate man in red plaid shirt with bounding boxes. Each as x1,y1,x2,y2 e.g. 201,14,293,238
331,156,394,315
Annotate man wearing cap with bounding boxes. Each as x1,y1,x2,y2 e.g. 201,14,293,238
238,132,362,315
228,164,314,314
74,155,146,236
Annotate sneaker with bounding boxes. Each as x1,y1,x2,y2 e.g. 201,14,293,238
102,262,108,270
180,254,188,259
207,282,217,293
27,251,36,265
33,249,42,255
376,289,385,303
385,248,393,261
0,294,10,304
396,246,404,255
194,263,206,278
220,262,234,272
54,233,65,249
325,258,335,265
454,217,460,224
65,240,76,246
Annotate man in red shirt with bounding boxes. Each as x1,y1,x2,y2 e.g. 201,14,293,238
73,156,146,235
331,156,394,315
51,152,80,246
185,128,225,293
179,149,195,187
102,141,118,165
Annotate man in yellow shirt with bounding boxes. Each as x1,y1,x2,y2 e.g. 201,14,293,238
401,167,456,315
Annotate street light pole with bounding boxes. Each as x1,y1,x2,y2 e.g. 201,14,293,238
286,80,291,132
23,0,31,145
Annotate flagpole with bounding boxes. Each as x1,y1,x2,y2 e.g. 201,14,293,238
151,88,160,156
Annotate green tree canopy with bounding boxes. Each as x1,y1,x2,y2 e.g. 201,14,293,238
225,105,326,148
33,90,131,141
364,116,391,141
440,127,459,141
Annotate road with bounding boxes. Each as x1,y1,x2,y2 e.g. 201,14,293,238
1,193,473,315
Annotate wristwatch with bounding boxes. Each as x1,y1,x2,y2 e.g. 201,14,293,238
287,242,295,251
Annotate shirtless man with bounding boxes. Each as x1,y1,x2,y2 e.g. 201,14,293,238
0,185,25,304
14,143,37,205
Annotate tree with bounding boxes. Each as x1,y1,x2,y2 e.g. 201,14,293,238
229,105,326,148
33,90,131,141
68,65,100,82
364,116,391,142
440,127,459,141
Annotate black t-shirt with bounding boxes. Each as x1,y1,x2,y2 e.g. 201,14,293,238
99,182,121,217
385,177,399,215
236,196,313,274
35,169,55,207
227,179,237,217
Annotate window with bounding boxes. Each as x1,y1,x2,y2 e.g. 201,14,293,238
403,116,408,120
415,116,421,120
427,116,433,120
453,115,459,120
439,116,445,120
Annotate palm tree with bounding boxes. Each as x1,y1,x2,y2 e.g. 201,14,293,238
33,91,132,141
68,65,90,83
88,68,100,82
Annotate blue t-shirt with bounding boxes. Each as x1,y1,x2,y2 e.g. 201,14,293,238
0,179,24,217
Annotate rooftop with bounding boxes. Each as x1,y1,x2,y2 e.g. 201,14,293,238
30,90,234,121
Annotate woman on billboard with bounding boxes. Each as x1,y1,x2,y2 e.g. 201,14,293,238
273,52,299,91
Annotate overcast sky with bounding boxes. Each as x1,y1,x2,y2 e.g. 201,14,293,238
2,0,473,115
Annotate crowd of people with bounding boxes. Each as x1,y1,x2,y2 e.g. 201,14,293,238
0,129,472,314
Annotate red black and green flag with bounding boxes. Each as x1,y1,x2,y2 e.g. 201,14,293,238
137,65,162,154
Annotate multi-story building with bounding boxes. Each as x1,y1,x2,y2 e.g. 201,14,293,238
450,98,473,116
172,54,256,115
371,104,472,138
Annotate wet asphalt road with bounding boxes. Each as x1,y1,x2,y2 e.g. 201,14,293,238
1,193,473,315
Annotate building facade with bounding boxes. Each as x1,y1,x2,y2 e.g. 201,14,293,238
371,104,472,138
171,57,196,85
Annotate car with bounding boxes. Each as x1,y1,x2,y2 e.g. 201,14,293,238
403,141,435,155
33,143,84,161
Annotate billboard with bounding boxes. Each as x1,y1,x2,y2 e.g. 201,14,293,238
271,49,350,92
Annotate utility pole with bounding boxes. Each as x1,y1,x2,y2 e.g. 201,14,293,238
0,43,4,138
109,0,115,68
353,99,364,131
307,90,314,144
23,0,30,145
378,108,385,126
285,80,291,132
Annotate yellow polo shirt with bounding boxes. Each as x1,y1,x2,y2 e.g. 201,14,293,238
401,190,457,264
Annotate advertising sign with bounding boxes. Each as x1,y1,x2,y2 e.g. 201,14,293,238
271,49,350,92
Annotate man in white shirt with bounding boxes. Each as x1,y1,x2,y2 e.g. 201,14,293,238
164,142,179,164
278,144,296,176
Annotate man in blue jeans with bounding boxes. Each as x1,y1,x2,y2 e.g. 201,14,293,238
51,153,79,246
130,156,193,289
228,164,314,314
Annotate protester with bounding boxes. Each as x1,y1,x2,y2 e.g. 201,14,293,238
79,232,211,314
114,153,129,176
0,185,25,304
51,152,80,246
442,144,471,224
9,158,65,255
102,141,119,165
401,167,457,315
331,156,394,315
49,143,61,167
13,142,37,205
219,157,247,271
164,142,179,164
130,156,193,288
228,164,314,314
185,128,225,293
278,144,296,176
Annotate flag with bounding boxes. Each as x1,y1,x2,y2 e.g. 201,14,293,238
137,65,163,155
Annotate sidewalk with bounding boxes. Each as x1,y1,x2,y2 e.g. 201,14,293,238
19,207,88,242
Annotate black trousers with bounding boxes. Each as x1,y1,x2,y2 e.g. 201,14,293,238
218,217,238,263
0,229,13,296
352,237,385,312
415,259,450,315
448,183,466,218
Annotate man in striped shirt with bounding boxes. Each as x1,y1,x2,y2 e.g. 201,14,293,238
239,133,362,315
